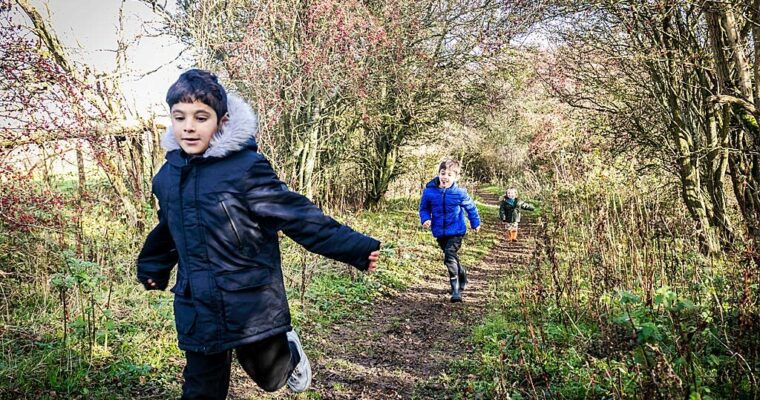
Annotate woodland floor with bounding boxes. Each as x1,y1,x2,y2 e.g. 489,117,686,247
229,191,536,400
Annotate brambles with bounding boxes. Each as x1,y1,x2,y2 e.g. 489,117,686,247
461,177,759,399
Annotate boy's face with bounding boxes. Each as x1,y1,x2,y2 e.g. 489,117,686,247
506,189,517,199
438,168,458,189
171,100,225,155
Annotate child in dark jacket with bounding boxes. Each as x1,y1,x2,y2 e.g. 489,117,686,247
136,69,381,399
499,188,534,242
418,159,481,302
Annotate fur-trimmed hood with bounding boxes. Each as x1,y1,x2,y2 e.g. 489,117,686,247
161,93,258,159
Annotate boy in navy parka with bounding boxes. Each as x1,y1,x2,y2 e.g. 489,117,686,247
136,69,381,399
418,159,480,302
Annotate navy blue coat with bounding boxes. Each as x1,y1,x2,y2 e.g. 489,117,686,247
418,177,480,238
137,94,380,354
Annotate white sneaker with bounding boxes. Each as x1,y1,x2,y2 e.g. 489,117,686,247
286,330,312,392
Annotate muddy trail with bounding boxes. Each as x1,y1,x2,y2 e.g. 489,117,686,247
229,190,537,399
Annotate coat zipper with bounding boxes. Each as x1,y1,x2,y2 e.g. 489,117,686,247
220,201,243,250
442,188,447,234
507,200,517,223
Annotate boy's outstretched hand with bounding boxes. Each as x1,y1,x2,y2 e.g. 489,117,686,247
474,226,481,233
367,250,380,272
422,220,431,229
143,278,167,291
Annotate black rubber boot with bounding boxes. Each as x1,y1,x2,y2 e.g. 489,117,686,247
450,277,462,303
458,267,468,291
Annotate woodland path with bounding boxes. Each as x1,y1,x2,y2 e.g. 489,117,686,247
230,190,537,399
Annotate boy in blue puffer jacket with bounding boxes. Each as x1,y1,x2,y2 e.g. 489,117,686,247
136,69,381,399
419,159,481,302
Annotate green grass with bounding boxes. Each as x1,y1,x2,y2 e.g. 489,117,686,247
1,192,503,399
0,281,181,399
448,201,757,400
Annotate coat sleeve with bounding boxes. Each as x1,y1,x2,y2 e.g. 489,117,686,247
461,191,481,229
244,157,380,270
136,206,178,290
419,190,432,224
519,200,535,211
498,200,506,221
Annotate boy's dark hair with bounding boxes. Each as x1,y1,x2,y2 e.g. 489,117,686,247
438,159,461,174
166,69,228,119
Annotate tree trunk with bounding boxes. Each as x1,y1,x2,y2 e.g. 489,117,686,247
704,100,735,246
40,144,51,189
95,152,140,226
674,126,719,254
728,134,760,241
707,2,760,258
753,0,760,105
303,122,319,200
365,142,398,208
720,6,754,102
127,136,145,201
295,94,322,200
76,143,86,256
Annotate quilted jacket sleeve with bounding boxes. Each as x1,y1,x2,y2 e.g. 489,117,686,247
461,190,481,229
419,189,432,225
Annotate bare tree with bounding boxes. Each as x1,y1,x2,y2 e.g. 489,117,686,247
3,0,164,228
141,0,548,207
544,0,760,253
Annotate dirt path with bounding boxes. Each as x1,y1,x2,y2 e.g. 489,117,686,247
229,190,536,399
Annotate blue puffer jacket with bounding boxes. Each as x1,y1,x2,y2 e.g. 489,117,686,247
418,177,480,238
137,94,380,354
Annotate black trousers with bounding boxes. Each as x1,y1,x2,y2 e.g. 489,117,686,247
436,235,464,279
181,332,298,399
